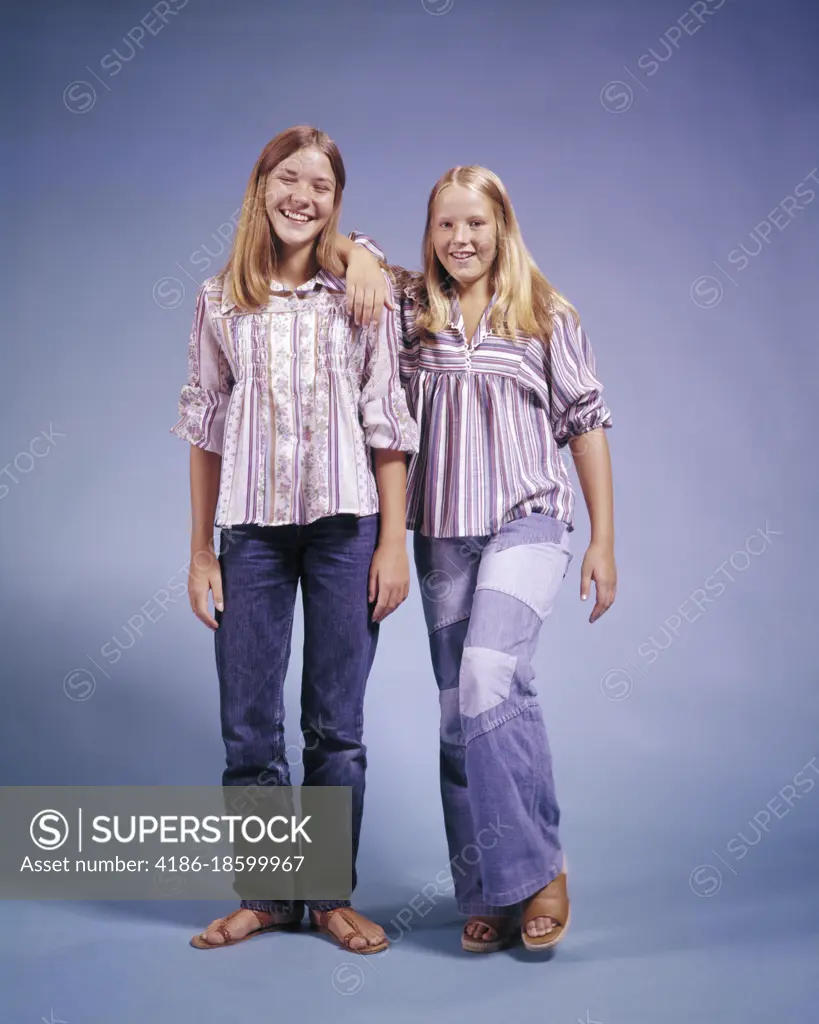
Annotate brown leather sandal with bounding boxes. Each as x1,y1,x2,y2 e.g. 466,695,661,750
461,915,516,953
190,902,304,949
309,906,390,955
520,859,570,952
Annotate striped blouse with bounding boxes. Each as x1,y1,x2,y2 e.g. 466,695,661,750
393,270,613,538
169,266,418,528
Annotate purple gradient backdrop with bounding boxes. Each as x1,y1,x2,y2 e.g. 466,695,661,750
3,1,818,1021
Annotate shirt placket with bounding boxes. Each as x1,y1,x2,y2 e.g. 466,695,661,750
451,295,493,371
448,300,472,371
270,303,297,524
295,304,318,522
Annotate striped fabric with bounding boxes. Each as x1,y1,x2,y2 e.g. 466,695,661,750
394,273,613,538
170,266,418,528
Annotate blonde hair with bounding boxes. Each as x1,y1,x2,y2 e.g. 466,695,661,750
222,125,345,310
415,165,578,347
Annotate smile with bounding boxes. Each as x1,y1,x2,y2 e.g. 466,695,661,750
281,210,312,223
450,252,475,261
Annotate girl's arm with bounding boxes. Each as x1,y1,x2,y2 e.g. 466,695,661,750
170,281,233,630
189,446,223,629
369,450,410,622
335,232,397,327
546,310,616,623
569,429,616,623
358,278,420,621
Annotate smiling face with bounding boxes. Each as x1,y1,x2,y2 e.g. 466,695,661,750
429,183,498,290
264,146,337,252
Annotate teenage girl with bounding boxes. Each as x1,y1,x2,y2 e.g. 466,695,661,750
354,165,616,953
170,125,418,954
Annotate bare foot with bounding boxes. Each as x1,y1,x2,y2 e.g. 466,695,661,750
524,914,559,939
318,908,388,951
194,906,295,947
464,915,512,945
521,866,568,944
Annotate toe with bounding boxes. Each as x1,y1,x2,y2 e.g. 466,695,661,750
359,923,386,947
526,916,557,938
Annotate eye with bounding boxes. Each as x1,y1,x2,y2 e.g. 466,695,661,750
313,183,332,192
439,220,452,229
470,220,485,228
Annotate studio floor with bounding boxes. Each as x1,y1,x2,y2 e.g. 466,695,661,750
5,865,818,1023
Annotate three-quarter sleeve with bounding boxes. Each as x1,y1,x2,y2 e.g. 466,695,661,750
359,278,420,453
541,309,612,449
170,280,234,454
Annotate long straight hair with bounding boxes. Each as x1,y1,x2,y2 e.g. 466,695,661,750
222,125,346,310
416,165,578,348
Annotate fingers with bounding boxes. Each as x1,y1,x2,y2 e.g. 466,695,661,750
368,566,377,605
372,588,389,623
190,587,218,631
359,287,378,327
588,581,616,623
348,279,390,326
352,285,365,326
580,569,593,602
348,283,362,325
363,287,376,327
189,569,223,632
211,575,224,614
352,285,376,326
371,574,393,622
371,581,409,622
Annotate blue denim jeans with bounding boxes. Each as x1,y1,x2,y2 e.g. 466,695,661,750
414,513,573,915
214,514,379,915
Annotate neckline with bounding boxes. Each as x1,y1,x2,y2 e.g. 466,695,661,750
449,291,498,349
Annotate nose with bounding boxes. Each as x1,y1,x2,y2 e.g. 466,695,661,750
451,222,469,247
288,186,309,207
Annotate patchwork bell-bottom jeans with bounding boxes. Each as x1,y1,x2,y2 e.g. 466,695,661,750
414,512,573,915
213,513,380,916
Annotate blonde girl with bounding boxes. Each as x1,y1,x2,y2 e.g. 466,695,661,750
354,165,616,953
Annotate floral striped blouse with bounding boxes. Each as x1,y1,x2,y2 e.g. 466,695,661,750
370,255,613,539
170,266,418,528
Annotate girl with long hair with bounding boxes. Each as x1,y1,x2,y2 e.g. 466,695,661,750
355,164,616,953
170,125,418,954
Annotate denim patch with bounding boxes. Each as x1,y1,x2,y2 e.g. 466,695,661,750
475,539,570,621
439,686,462,746
459,645,517,718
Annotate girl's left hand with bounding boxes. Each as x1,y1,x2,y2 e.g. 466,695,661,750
346,249,393,327
368,540,410,622
580,541,617,623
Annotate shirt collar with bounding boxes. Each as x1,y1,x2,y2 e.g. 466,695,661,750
447,290,499,346
220,267,345,314
269,267,344,295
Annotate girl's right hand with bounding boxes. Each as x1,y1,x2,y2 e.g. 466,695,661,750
188,546,224,631
346,247,394,327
